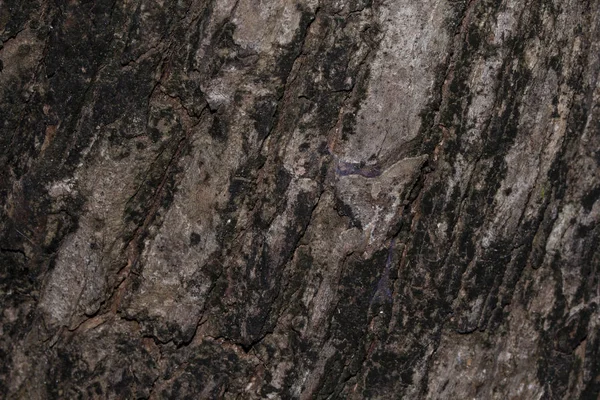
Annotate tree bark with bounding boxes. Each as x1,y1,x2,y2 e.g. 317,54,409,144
1,0,599,398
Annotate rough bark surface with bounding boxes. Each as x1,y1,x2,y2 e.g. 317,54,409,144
1,0,599,398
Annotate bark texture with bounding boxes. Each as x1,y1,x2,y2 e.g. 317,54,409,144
1,0,599,398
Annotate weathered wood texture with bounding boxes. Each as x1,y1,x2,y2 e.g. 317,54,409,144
1,0,599,398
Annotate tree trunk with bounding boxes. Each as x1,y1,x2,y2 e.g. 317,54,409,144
1,0,599,398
